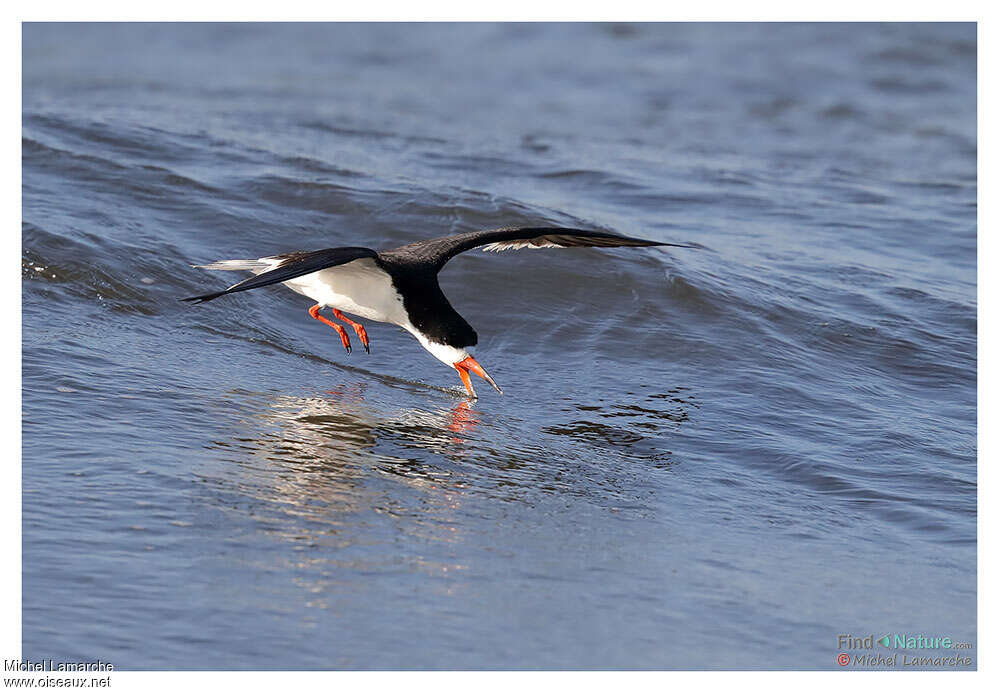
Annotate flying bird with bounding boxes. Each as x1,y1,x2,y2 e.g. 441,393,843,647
184,227,690,397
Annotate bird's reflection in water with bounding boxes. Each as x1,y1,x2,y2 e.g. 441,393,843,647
445,400,478,435
239,385,482,482
206,387,481,559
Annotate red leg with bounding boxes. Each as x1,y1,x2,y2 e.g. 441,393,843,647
332,309,370,354
308,304,351,354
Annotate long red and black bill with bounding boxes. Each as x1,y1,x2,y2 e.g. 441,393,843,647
454,356,502,397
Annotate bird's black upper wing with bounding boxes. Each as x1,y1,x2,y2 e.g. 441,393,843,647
182,246,378,303
381,227,692,271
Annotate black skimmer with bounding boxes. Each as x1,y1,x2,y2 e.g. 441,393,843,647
184,227,690,397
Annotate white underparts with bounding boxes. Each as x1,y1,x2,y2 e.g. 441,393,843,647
200,255,470,367
279,258,408,325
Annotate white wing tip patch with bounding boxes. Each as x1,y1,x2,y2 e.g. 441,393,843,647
481,240,563,252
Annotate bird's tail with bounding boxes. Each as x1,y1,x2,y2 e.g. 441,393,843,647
184,258,278,303
193,259,273,271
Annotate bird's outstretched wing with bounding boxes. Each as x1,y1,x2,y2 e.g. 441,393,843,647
182,246,378,303
382,227,693,271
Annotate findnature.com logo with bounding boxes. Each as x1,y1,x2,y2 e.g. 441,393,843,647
835,633,974,668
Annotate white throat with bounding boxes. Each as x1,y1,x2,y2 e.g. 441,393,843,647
404,326,470,366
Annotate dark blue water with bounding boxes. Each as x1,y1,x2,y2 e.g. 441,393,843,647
22,23,976,669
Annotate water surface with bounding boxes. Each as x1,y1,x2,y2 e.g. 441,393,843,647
22,22,976,669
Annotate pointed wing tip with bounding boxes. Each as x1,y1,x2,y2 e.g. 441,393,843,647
180,291,225,304
656,241,701,249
